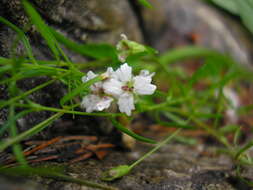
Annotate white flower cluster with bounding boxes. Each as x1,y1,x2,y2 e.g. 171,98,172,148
81,63,156,116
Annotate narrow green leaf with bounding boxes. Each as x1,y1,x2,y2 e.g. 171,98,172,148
0,65,12,75
219,125,240,134
163,112,189,127
22,0,60,60
235,140,253,160
110,117,156,144
0,112,63,152
0,167,117,190
8,104,28,166
101,165,131,181
236,0,253,34
0,109,33,137
138,0,153,8
190,57,227,85
50,28,117,60
159,46,235,66
0,16,37,64
60,75,102,106
211,0,238,14
102,129,180,181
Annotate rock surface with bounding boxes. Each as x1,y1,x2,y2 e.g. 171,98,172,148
32,143,251,190
0,0,253,189
141,0,253,66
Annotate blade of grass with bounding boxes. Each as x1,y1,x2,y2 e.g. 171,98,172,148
0,112,63,152
0,109,33,137
110,117,156,144
235,140,253,160
101,129,180,181
138,0,153,8
0,77,58,109
159,46,234,66
8,104,28,166
50,27,117,60
130,129,181,169
0,16,37,65
60,75,103,106
13,103,123,117
0,166,117,190
22,0,60,60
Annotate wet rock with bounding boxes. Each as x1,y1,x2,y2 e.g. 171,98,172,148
34,143,251,190
141,0,253,66
0,1,253,189
0,175,44,190
0,0,142,60
0,0,142,138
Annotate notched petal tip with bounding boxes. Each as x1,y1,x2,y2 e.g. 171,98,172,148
82,70,97,83
81,95,113,113
116,63,132,82
118,93,135,116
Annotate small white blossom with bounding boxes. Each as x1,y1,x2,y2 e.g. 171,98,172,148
81,94,113,113
103,63,156,116
223,87,240,123
118,93,135,116
81,70,113,112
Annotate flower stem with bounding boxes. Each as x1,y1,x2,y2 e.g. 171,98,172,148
129,129,181,169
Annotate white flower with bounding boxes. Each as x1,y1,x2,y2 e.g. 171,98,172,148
81,69,113,112
103,63,156,115
81,94,113,113
118,93,135,116
223,87,240,124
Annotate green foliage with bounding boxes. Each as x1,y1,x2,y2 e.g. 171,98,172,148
102,129,180,181
211,0,238,14
137,0,153,8
0,166,117,190
50,28,117,60
209,0,253,34
101,165,131,181
22,0,60,60
0,0,252,184
110,117,156,144
60,76,103,106
0,16,37,65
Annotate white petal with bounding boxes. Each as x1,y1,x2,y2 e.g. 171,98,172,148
101,67,116,79
82,71,97,83
81,94,100,112
115,63,132,82
81,94,113,112
103,78,123,97
133,76,156,95
139,70,155,78
118,93,135,116
223,88,240,108
96,96,113,111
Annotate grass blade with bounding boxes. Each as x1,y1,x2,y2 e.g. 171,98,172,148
50,27,117,60
0,16,37,65
0,112,63,152
0,166,117,190
60,75,102,106
138,0,153,8
22,0,60,60
110,117,156,144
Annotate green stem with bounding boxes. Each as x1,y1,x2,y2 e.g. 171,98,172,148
14,103,123,117
0,167,118,190
129,129,181,169
0,112,63,152
8,104,28,166
0,78,56,109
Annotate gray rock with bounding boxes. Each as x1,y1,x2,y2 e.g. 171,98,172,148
141,0,253,66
